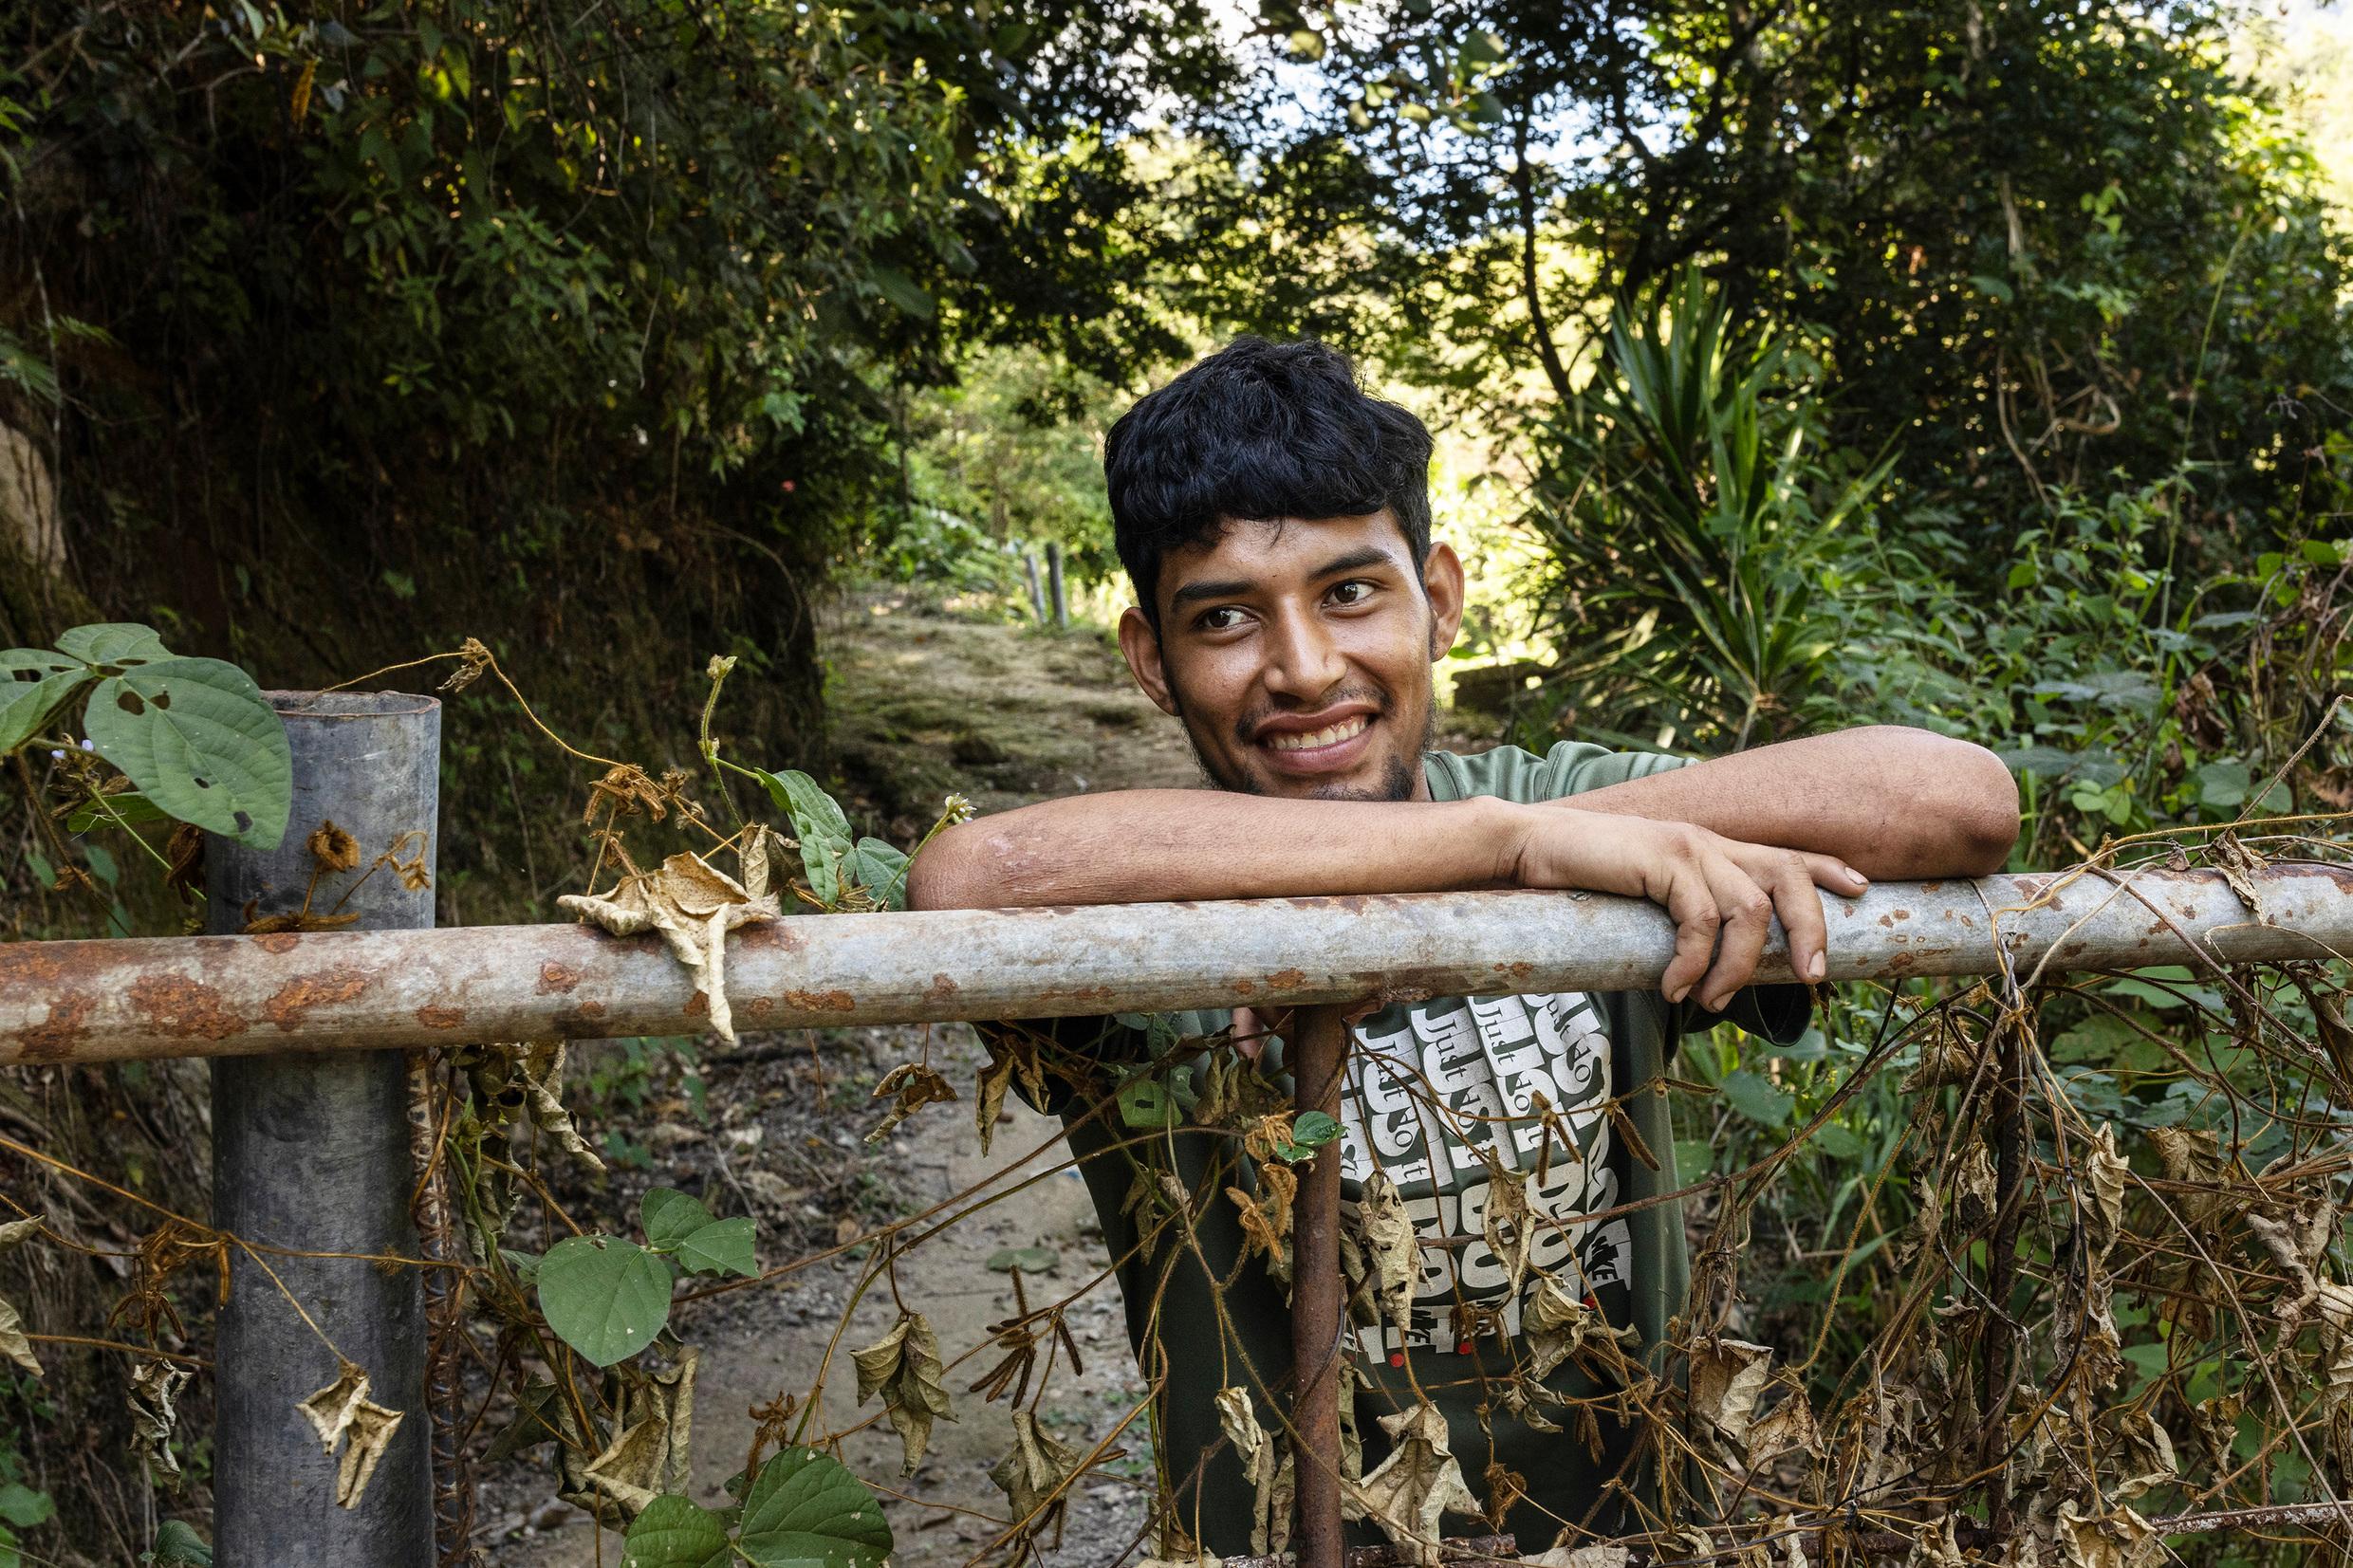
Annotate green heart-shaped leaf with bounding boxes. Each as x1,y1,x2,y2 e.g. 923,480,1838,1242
536,1236,673,1366
621,1494,732,1568
736,1447,892,1568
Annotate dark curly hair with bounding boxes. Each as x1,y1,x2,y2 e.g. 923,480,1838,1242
1103,337,1435,627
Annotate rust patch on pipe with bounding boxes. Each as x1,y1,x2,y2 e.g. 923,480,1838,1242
263,968,372,1027
14,992,95,1061
537,961,584,994
416,1005,466,1029
744,997,775,1020
685,991,709,1019
784,989,856,1012
1890,908,1912,921
253,932,303,955
1267,968,1306,989
129,974,244,1041
924,974,960,1004
0,950,66,984
1231,979,1256,997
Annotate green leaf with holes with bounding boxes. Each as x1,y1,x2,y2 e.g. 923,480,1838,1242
621,1495,732,1568
536,1236,674,1367
736,1447,893,1568
83,657,290,848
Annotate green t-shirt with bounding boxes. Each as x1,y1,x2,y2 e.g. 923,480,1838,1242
1025,742,1806,1555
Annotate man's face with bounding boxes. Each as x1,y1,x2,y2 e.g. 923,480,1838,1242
1117,510,1467,802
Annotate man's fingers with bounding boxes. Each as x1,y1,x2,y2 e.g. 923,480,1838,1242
1772,855,1832,984
1698,857,1773,1013
1659,867,1721,1005
1803,852,1869,895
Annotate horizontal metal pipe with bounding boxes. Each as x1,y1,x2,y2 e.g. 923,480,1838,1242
3,865,2346,1064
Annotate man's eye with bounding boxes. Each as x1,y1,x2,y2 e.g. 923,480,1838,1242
1197,607,1247,632
1330,581,1376,606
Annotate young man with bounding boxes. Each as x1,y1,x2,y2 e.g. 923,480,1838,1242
907,339,2019,1554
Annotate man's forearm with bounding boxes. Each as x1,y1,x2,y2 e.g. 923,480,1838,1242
906,791,1527,910
1569,726,2019,879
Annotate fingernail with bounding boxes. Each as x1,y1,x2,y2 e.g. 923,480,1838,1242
1668,984,1691,1004
1847,866,1868,884
1808,951,1826,981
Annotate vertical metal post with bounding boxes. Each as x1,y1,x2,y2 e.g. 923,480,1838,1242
1046,542,1069,628
1291,1004,1348,1568
1022,549,1048,623
209,691,439,1565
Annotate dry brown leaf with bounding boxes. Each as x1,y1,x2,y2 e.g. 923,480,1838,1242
2103,1407,2177,1502
298,1359,374,1455
129,1358,192,1481
573,1348,698,1518
334,1397,403,1508
1523,1277,1639,1382
1478,1153,1536,1298
1214,1386,1292,1556
853,1313,955,1475
296,1358,407,1508
581,1417,670,1513
2209,830,2272,925
1359,1172,1416,1337
1689,1337,1776,1447
1343,1401,1483,1564
557,851,779,1043
1743,1372,1821,1463
990,1408,1086,1545
0,1297,39,1377
2054,1501,2158,1568
2084,1124,2128,1253
1527,1548,1632,1568
866,1062,959,1145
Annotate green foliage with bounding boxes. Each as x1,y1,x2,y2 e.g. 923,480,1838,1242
536,1188,759,1366
2,623,291,847
1526,269,1894,751
622,1448,892,1568
140,1522,213,1566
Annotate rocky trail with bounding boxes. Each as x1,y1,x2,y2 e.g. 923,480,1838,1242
480,594,1200,1567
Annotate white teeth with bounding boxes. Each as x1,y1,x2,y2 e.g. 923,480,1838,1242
1268,716,1369,752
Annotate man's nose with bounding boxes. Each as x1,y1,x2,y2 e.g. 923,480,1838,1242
1261,606,1347,700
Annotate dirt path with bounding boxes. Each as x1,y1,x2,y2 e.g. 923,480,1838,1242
484,594,1200,1566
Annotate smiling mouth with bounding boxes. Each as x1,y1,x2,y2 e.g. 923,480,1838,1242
1265,715,1370,753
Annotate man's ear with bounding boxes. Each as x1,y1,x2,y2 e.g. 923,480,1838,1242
1421,542,1467,661
1118,605,1182,716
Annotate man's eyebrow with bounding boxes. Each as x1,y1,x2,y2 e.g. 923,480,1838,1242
1309,546,1399,581
1168,577,1259,610
1166,546,1405,612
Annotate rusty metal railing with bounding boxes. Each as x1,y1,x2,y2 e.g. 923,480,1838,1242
6,863,2348,1564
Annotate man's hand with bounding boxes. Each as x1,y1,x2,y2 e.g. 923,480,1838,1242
1508,807,1869,1010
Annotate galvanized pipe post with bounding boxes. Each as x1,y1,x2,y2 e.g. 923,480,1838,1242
1290,1004,1349,1568
208,691,439,1564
